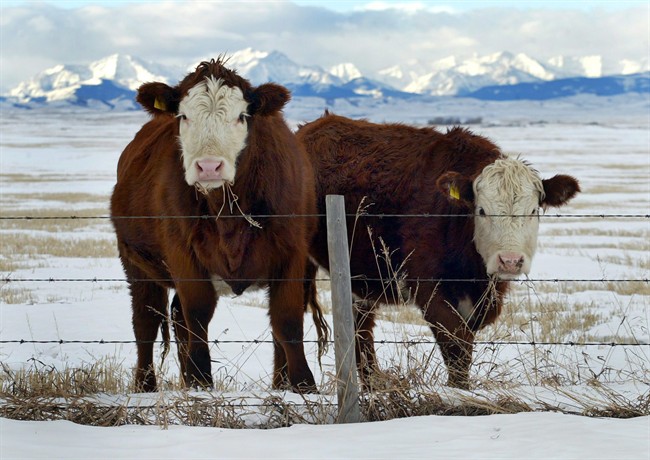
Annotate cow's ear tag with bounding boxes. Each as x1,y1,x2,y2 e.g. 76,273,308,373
449,184,461,200
154,97,167,112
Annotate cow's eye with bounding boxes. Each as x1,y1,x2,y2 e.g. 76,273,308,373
238,113,249,123
478,208,486,216
177,114,187,121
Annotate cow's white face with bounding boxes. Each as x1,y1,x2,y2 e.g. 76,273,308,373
177,77,250,190
472,158,545,279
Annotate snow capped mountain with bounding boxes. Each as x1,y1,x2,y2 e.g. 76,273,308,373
376,51,649,96
329,63,363,83
8,54,180,104
85,54,176,89
467,72,650,100
548,55,603,78
4,49,649,109
212,48,339,86
377,52,557,95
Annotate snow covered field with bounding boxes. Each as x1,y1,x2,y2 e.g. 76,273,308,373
1,95,649,459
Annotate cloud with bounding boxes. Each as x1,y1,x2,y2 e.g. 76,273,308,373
357,1,457,14
0,1,648,92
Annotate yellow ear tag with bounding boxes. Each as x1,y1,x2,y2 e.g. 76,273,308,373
449,184,461,200
154,97,167,111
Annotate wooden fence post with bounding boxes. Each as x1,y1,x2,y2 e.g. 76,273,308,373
325,194,361,424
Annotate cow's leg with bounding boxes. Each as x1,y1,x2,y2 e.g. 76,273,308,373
269,256,316,393
170,293,189,384
421,295,474,389
269,258,320,389
124,263,168,392
272,335,290,389
174,279,217,389
354,299,377,387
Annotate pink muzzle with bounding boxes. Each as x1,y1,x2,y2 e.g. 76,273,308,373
196,159,224,181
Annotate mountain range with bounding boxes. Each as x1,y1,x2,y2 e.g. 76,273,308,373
3,49,649,109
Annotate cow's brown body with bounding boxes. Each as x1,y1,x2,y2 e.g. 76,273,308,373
111,60,322,392
297,112,579,388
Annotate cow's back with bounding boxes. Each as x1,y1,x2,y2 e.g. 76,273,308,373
299,115,444,213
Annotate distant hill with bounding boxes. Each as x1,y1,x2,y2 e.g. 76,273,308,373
465,73,650,100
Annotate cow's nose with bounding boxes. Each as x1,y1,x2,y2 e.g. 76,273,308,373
498,252,525,274
196,160,223,181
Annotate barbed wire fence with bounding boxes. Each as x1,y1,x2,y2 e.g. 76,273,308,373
2,211,648,348
1,200,649,421
1,208,648,348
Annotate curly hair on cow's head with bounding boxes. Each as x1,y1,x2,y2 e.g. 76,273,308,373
177,56,253,97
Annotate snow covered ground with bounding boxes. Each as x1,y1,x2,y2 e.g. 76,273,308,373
1,95,649,459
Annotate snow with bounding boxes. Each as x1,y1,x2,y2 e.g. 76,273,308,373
205,48,337,87
2,413,648,460
1,98,649,459
8,55,176,103
329,63,363,83
378,51,648,95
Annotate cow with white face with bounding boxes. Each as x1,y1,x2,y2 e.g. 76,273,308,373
176,77,250,189
111,59,326,394
135,62,284,192
438,156,576,280
298,112,580,389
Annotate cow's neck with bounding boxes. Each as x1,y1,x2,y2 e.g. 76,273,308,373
197,182,251,217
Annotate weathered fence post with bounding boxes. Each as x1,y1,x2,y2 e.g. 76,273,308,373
325,194,361,424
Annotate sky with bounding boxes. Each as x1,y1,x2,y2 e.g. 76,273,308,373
0,0,648,92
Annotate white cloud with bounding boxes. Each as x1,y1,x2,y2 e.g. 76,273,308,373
357,1,456,14
0,1,648,92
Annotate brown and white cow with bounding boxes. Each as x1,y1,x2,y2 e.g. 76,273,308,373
297,112,580,389
110,59,326,393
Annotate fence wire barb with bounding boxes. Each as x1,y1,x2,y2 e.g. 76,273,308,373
2,277,648,284
0,402,338,410
1,213,649,220
1,339,647,347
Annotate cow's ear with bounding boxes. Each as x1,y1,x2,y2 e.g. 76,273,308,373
541,174,580,209
436,172,474,206
248,83,291,116
137,82,180,116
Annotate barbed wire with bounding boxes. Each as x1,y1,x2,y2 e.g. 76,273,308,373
2,277,648,283
0,402,339,410
1,213,648,220
2,212,648,359
1,338,647,347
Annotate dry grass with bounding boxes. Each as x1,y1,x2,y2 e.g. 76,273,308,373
1,172,647,427
0,233,117,259
2,340,647,428
488,296,604,343
4,192,110,204
1,360,130,398
0,284,37,304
